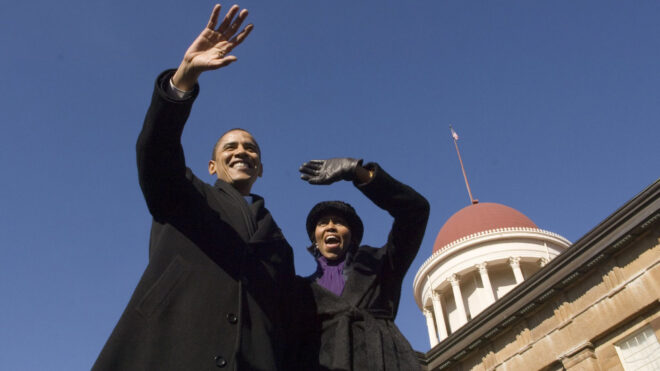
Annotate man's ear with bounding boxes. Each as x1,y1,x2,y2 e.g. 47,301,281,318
209,160,217,176
258,162,264,177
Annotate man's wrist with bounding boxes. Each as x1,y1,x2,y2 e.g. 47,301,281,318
171,63,200,92
168,78,193,99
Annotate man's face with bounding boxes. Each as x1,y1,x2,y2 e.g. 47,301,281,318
208,130,262,195
314,213,352,260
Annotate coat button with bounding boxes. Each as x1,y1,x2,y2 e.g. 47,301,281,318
215,356,227,368
226,313,238,324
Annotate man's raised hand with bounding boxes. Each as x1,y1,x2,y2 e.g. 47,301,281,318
172,4,254,91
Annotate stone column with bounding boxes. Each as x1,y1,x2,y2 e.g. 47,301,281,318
448,274,468,326
423,308,439,347
509,256,524,284
476,262,496,303
431,291,449,341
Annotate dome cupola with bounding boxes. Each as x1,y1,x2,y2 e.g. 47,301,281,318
433,202,538,253
413,201,570,348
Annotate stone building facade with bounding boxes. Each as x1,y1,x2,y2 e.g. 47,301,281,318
414,180,659,370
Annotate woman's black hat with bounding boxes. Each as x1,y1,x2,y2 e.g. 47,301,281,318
306,200,364,246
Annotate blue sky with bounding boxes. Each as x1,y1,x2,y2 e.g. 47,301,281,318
1,1,659,369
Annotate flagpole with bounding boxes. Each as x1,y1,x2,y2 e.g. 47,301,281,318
450,125,476,204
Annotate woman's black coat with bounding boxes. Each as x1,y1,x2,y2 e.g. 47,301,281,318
297,164,430,371
92,71,295,371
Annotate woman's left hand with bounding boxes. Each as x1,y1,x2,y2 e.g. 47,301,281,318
299,158,362,185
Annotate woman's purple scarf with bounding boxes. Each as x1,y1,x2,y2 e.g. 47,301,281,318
316,255,346,296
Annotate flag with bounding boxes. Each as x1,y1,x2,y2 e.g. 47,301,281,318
450,126,459,141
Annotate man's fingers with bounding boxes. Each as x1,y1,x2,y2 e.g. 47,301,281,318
231,24,253,45
213,41,234,54
217,5,240,35
225,9,248,39
206,4,221,30
207,56,238,70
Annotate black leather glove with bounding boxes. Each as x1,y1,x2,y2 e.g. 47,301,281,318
299,158,362,185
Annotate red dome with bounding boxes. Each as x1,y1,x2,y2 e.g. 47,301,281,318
432,202,537,253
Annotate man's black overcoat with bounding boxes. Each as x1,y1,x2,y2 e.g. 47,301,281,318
297,164,430,371
93,71,295,371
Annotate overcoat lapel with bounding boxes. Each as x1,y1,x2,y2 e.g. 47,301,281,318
249,198,285,244
209,179,257,242
340,249,380,307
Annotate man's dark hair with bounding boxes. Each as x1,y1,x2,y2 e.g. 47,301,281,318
211,128,261,160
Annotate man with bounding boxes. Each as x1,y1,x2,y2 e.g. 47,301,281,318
93,4,295,370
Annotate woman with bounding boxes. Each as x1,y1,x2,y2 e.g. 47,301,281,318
296,157,430,370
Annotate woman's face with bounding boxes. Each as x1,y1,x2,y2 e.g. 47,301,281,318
314,213,352,260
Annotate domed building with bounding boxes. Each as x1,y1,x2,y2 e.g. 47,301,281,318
412,180,660,371
413,201,571,346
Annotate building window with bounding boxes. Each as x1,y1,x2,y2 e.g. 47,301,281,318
614,325,660,371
